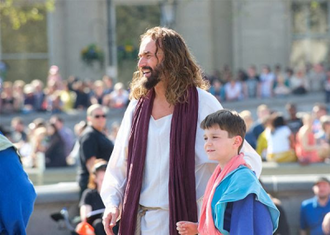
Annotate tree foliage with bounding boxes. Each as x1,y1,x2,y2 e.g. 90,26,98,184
0,0,55,30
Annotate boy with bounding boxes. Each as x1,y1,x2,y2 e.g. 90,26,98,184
177,109,279,235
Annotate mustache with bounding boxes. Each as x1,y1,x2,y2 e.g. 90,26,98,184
141,66,153,73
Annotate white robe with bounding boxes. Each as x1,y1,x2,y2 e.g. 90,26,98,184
100,88,262,234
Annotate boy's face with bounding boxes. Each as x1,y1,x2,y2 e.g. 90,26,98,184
203,125,241,163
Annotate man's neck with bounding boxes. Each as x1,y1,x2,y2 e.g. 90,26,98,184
152,82,174,119
318,196,330,206
154,81,167,101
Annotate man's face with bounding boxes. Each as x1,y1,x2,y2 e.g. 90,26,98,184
89,108,107,131
313,181,330,200
138,37,164,90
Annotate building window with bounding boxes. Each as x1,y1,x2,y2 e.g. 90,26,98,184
291,1,330,67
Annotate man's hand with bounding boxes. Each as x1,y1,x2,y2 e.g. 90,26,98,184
103,207,119,235
176,221,198,235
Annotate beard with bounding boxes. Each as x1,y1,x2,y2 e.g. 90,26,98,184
141,65,161,90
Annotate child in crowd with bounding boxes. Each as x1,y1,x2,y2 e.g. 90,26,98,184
77,159,119,235
177,109,279,235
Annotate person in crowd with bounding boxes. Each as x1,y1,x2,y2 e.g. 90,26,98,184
28,122,47,168
220,64,232,84
47,65,63,88
207,69,221,85
256,113,273,161
239,110,257,149
324,69,330,105
273,75,291,97
72,80,90,109
285,103,303,136
103,82,129,109
10,117,30,160
1,81,16,114
237,68,248,82
290,68,308,95
300,177,330,235
45,81,62,113
102,75,114,95
224,76,243,101
264,112,296,162
312,103,328,135
10,117,28,144
0,133,36,235
50,115,75,158
60,81,76,112
307,63,326,92
44,123,67,168
295,113,328,164
284,67,294,82
258,65,275,98
90,80,105,105
176,110,279,235
66,75,79,91
316,115,330,143
244,65,259,99
315,115,330,160
250,104,271,141
274,64,284,79
22,84,36,113
100,27,261,235
208,79,225,102
13,80,26,112
78,104,114,197
31,79,46,112
67,120,88,166
78,160,119,235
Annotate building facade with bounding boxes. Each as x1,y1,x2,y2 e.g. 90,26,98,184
1,0,329,82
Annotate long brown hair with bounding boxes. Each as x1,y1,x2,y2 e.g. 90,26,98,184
129,27,209,105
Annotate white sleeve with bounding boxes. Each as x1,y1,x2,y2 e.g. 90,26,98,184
100,100,137,209
240,140,262,178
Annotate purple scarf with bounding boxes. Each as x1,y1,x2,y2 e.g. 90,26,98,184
119,86,198,234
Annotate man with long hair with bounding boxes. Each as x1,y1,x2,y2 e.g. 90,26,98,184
101,27,262,235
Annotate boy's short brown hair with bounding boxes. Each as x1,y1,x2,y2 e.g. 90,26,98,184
200,109,246,152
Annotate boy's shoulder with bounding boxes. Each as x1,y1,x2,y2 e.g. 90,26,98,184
224,165,257,185
217,166,261,200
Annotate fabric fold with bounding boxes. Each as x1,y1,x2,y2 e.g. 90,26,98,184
120,86,199,235
198,153,246,235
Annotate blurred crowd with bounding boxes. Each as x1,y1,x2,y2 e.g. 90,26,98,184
0,113,120,169
206,63,330,103
1,62,330,115
1,63,330,169
240,102,330,164
1,99,330,170
0,65,129,114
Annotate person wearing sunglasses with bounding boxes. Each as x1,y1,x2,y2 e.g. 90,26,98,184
77,104,114,198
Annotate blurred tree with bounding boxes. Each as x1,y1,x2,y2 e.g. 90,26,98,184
0,0,54,30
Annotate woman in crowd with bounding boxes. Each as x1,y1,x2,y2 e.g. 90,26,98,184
44,123,67,167
265,113,296,162
295,113,328,164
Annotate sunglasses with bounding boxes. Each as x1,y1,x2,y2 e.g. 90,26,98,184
93,114,106,119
